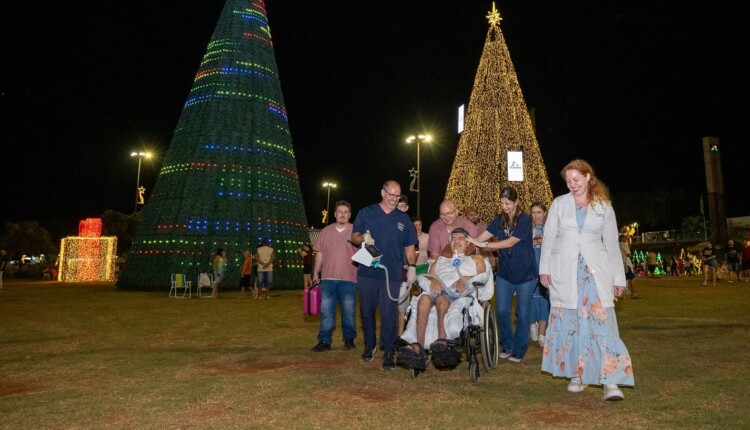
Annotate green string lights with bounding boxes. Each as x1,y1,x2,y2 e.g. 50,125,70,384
118,0,309,290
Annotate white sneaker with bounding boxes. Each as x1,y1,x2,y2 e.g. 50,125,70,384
603,384,624,401
567,377,587,393
538,335,545,348
499,350,512,359
530,321,539,342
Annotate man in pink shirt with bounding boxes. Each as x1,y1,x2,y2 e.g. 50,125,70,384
311,201,359,352
427,200,478,259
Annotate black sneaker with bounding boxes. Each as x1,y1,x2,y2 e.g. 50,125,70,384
361,346,377,362
311,341,331,352
382,351,396,371
344,339,356,350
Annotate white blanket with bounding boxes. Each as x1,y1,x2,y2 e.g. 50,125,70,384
400,294,483,347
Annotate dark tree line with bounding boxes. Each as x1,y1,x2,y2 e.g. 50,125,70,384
612,189,698,231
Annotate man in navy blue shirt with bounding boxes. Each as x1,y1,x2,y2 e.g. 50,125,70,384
352,180,418,370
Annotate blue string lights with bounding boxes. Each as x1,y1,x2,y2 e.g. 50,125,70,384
118,0,309,289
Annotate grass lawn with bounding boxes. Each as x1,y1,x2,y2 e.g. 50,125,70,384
1,276,749,429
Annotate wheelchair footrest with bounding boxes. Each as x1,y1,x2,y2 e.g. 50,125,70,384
430,340,462,368
398,344,428,370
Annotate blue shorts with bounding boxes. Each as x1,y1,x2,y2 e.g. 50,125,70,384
423,289,464,303
257,271,273,289
705,259,718,268
727,262,739,271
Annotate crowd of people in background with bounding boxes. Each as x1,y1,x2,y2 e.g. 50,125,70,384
612,224,747,285
626,242,746,285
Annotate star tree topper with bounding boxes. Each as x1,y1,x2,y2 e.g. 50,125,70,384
487,2,502,27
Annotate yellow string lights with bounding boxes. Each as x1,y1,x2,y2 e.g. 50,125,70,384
445,4,552,223
58,218,118,282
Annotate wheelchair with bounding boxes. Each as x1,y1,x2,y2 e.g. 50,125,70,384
398,258,499,382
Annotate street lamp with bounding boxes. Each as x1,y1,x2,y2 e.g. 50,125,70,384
131,151,152,212
322,181,337,224
405,134,432,218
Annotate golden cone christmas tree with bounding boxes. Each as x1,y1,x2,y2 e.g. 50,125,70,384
445,3,552,221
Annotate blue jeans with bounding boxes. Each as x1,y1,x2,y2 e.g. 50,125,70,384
359,276,399,353
258,271,273,289
496,276,537,358
317,280,357,344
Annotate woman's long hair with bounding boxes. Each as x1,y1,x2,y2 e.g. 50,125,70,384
560,159,611,206
499,187,524,232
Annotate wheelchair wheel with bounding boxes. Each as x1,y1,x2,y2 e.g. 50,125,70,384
470,362,480,382
480,302,499,371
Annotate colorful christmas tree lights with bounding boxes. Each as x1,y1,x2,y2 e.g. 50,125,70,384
118,0,308,290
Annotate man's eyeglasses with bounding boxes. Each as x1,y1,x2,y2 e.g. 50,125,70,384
440,209,457,217
382,188,401,199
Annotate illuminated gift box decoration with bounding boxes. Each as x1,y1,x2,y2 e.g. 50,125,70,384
58,218,118,282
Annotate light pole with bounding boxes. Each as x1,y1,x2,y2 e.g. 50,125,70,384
405,134,432,218
322,181,337,224
131,151,152,212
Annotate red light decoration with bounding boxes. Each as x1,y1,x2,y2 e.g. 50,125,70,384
79,218,103,237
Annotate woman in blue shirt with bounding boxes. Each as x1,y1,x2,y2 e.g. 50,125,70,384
469,187,538,362
529,202,551,348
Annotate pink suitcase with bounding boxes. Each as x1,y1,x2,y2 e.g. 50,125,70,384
304,283,321,316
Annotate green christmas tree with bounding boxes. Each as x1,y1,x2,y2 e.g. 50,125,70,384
445,3,552,222
118,0,308,290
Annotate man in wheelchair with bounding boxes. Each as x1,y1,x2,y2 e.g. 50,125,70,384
398,227,488,370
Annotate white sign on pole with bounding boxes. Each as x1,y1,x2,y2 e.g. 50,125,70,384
457,104,465,134
507,151,524,181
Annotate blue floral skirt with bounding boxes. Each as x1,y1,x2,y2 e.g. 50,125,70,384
541,253,635,386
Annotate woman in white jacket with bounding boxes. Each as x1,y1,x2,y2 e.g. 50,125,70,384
539,159,634,401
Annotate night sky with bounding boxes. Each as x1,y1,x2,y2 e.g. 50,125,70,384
3,1,746,240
